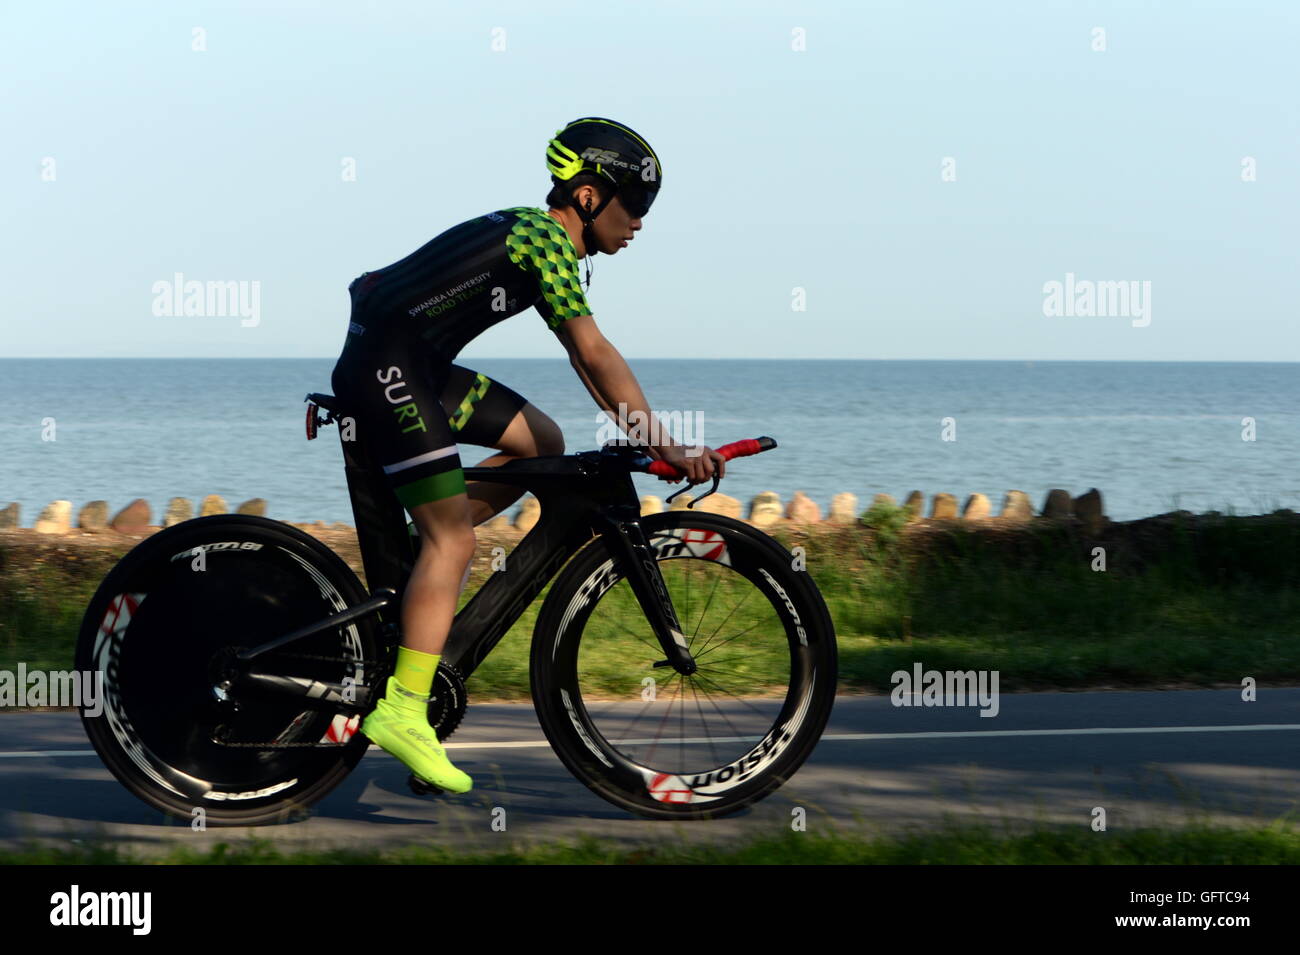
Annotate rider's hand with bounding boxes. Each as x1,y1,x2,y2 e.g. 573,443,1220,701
654,444,726,484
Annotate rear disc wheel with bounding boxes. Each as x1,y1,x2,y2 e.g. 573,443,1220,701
76,516,381,826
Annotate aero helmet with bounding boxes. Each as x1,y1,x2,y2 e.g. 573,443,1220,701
546,117,661,256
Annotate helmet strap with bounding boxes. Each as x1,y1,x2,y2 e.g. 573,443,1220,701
568,185,617,287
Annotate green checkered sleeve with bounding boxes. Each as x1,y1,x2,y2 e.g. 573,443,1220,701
504,208,592,330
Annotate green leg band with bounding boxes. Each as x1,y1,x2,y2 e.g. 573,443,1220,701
396,469,467,509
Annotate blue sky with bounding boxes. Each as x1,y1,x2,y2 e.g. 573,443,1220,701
3,0,1297,360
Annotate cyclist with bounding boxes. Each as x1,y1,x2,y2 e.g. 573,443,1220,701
330,117,726,793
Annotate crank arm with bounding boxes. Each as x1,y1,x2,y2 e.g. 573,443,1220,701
230,672,372,711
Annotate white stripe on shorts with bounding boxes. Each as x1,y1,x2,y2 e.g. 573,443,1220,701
382,445,459,475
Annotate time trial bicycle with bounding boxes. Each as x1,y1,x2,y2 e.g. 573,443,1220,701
76,391,838,825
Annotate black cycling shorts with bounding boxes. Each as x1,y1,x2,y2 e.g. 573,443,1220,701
331,341,529,511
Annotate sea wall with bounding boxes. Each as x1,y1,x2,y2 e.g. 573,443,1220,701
0,488,1112,535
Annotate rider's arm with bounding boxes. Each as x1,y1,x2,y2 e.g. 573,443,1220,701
556,316,724,481
555,315,676,460
513,213,719,479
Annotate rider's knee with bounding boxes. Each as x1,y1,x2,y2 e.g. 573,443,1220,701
502,405,564,458
534,414,565,456
411,501,476,559
423,522,475,558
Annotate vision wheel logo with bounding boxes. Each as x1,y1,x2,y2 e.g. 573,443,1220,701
646,772,695,804
653,528,731,565
98,592,146,639
322,714,360,744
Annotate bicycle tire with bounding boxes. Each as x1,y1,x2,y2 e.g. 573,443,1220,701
75,515,381,826
530,510,837,820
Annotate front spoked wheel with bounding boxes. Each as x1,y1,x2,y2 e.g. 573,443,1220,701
531,511,837,819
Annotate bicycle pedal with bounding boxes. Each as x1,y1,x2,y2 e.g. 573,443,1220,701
407,774,445,797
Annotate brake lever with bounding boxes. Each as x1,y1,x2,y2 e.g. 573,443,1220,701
664,472,721,508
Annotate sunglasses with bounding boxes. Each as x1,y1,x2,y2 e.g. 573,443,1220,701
617,183,655,219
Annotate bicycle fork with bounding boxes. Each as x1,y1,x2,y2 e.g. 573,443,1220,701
596,508,697,675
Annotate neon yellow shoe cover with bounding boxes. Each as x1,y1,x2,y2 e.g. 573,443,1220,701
361,676,472,793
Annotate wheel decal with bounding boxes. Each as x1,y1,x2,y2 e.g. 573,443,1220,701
652,527,731,565
322,713,360,744
562,688,612,767
96,592,145,645
93,591,188,797
644,771,696,804
203,778,300,802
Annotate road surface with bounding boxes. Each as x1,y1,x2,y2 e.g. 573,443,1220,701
2,688,1298,857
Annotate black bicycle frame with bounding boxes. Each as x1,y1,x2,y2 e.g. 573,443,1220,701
275,394,696,687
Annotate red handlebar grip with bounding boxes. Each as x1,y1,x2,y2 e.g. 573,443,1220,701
646,437,776,478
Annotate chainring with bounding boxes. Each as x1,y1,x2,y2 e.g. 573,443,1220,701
427,662,468,741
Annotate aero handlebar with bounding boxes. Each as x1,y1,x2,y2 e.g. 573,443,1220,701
640,437,778,508
645,436,778,479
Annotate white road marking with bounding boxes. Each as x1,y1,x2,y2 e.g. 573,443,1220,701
0,750,101,758
814,723,1300,742
7,723,1299,759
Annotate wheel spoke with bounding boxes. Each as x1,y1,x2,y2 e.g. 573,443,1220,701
641,672,687,765
690,584,756,660
602,674,677,756
685,677,722,770
692,620,767,663
602,588,671,657
683,675,751,746
688,669,785,723
686,567,724,651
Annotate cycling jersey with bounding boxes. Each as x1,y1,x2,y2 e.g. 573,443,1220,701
345,207,590,356
330,207,590,510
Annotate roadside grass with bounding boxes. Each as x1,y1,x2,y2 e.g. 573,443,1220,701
4,508,1300,698
0,548,117,675
3,820,1297,865
801,503,1300,692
